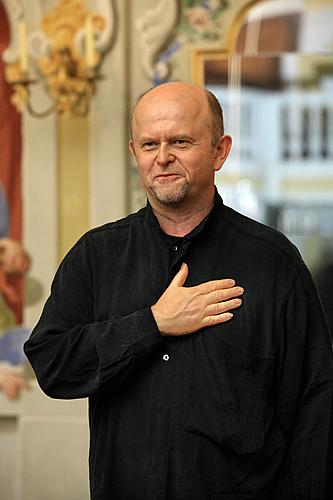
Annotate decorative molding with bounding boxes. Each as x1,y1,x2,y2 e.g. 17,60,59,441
136,0,181,81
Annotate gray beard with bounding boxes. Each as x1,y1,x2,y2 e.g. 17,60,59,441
151,180,189,205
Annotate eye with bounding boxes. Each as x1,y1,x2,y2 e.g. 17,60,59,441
142,142,158,150
172,139,189,148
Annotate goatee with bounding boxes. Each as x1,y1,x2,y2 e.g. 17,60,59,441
152,181,189,205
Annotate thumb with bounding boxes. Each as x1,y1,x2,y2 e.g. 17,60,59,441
170,262,188,288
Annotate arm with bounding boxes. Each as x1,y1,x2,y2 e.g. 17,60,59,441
24,248,163,399
25,244,243,400
276,266,333,499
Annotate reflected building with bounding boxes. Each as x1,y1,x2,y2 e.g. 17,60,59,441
193,0,333,323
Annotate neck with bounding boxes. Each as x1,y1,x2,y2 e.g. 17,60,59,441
150,193,215,237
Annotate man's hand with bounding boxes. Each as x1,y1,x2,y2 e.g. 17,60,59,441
151,263,244,336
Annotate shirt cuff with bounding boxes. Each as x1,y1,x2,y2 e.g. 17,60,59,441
132,307,165,356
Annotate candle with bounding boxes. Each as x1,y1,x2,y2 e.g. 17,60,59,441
18,20,28,73
85,15,95,69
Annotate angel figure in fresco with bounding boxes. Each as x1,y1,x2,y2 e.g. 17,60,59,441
0,237,30,314
0,370,28,400
0,238,30,399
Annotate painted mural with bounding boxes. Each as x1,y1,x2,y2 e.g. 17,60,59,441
180,0,229,42
0,3,30,374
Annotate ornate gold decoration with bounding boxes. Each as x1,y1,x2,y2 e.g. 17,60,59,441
4,0,108,117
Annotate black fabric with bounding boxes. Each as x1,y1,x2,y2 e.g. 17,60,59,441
24,192,333,500
315,261,333,341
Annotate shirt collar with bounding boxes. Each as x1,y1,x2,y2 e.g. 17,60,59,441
145,187,224,244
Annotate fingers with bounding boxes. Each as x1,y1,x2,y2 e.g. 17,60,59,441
205,285,244,305
194,278,236,294
200,291,243,329
170,267,242,298
203,312,235,327
170,262,189,287
205,297,242,316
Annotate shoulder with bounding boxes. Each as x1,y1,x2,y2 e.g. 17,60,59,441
57,207,148,275
221,204,305,271
86,206,146,240
68,206,147,254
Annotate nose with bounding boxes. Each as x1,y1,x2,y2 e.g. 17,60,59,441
156,142,175,166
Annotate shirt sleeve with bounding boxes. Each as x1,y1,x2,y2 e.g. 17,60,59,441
24,238,164,400
275,264,333,499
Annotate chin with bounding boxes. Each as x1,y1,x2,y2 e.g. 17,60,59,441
153,183,189,205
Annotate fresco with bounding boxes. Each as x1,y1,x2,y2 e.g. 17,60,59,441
180,0,229,42
0,3,30,381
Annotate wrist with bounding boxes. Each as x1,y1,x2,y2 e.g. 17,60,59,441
151,305,168,336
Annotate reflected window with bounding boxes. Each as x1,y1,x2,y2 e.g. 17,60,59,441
235,0,333,55
193,0,333,332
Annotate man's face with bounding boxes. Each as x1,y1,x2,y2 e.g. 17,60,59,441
129,84,230,209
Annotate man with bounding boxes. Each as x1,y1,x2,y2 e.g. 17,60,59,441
24,82,333,499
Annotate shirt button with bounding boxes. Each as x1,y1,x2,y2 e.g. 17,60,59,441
171,244,178,251
163,354,169,362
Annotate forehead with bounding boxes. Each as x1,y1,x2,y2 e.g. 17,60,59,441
132,90,211,136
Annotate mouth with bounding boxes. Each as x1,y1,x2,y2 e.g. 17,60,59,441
154,173,184,182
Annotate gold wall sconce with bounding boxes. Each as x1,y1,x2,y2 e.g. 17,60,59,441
2,0,116,117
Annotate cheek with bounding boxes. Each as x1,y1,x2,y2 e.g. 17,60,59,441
186,154,214,177
137,160,154,185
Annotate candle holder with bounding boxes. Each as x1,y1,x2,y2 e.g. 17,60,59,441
3,0,111,117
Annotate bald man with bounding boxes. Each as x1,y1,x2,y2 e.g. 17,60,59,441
25,83,333,500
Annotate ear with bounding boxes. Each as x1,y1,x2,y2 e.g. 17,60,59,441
213,134,232,172
128,139,136,158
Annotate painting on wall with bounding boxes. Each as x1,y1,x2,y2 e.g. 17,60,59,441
180,0,229,42
0,3,30,370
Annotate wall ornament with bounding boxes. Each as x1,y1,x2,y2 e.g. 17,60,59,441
2,0,117,117
135,0,182,83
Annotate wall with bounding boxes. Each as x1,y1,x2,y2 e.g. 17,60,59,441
1,1,255,498
22,0,131,329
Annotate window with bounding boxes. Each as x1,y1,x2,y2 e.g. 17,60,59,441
192,0,333,331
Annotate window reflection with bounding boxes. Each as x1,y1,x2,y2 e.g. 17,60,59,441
197,0,333,332
208,54,333,246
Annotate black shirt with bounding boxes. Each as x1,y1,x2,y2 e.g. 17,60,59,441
24,192,333,500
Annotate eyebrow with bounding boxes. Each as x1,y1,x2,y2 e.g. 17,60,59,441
138,137,157,145
138,134,194,144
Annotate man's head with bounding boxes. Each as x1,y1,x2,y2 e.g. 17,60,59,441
130,85,225,146
129,82,232,210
